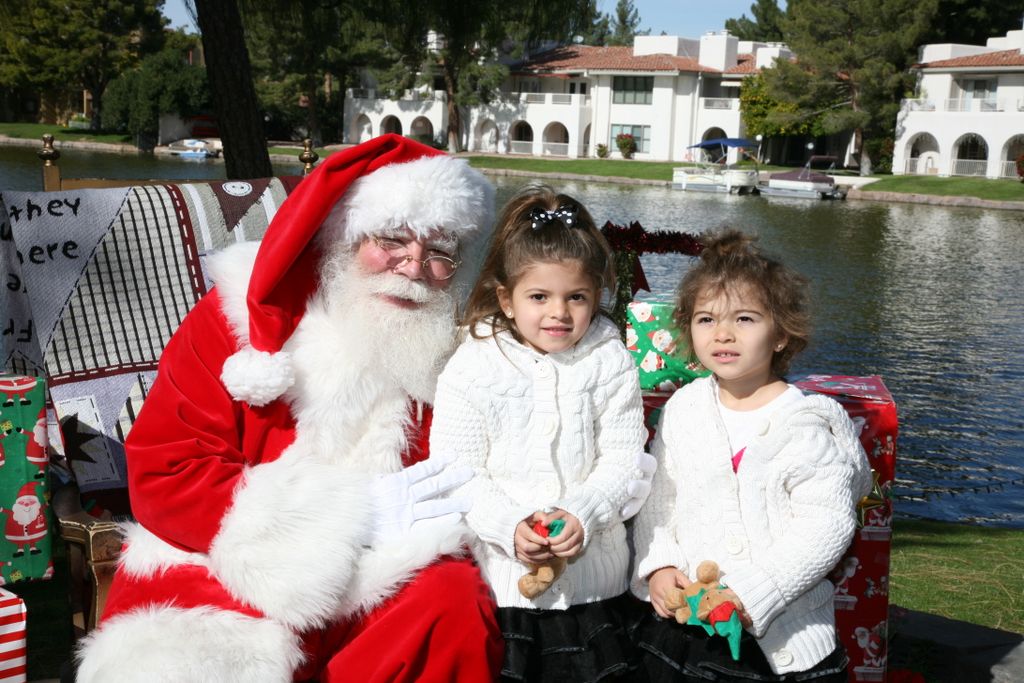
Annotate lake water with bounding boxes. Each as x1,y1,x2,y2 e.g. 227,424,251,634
3,145,1023,527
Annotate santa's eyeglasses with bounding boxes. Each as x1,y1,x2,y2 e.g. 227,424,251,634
371,235,460,281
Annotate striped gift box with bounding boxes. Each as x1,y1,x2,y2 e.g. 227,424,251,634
0,589,26,683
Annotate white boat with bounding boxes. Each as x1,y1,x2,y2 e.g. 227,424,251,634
167,138,220,159
672,137,760,195
672,166,759,194
759,156,846,200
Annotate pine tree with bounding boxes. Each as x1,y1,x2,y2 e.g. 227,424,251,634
725,0,786,42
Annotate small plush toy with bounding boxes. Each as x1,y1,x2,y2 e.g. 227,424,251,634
518,519,567,599
663,560,744,660
663,560,720,622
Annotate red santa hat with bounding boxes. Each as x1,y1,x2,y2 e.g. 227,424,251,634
220,134,495,407
16,482,39,501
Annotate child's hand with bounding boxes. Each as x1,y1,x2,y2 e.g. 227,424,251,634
514,512,553,563
718,587,753,628
543,509,583,558
648,567,692,619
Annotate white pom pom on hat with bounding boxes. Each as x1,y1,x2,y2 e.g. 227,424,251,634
218,134,495,406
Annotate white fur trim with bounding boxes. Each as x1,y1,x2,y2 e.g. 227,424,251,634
207,444,375,631
338,155,494,245
337,517,471,617
221,347,295,406
206,241,260,344
118,523,209,577
76,605,302,683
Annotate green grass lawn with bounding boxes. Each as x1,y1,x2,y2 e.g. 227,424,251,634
864,174,1024,202
0,121,132,145
890,519,1024,634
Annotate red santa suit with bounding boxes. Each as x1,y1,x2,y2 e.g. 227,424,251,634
75,135,502,682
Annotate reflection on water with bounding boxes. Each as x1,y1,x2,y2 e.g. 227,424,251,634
2,147,1022,526
495,178,1024,527
0,144,302,190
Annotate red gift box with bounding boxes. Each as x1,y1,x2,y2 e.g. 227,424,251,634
0,588,26,683
641,375,897,682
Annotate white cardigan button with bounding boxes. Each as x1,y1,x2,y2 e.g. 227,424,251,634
541,417,557,435
773,649,793,666
726,536,744,555
535,363,551,378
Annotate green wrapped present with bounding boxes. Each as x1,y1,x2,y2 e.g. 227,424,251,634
625,301,709,391
0,374,54,583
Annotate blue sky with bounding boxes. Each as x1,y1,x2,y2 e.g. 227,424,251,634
162,0,776,39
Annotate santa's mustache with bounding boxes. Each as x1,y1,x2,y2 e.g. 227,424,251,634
364,271,439,304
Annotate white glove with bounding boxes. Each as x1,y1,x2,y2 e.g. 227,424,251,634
368,455,473,547
620,450,657,520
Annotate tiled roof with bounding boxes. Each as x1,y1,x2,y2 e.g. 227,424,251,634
919,49,1024,69
725,53,756,74
511,45,721,74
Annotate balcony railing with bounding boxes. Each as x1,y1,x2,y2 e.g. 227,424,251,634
541,141,570,156
950,158,988,176
501,92,590,107
1000,160,1020,179
509,140,534,155
904,157,940,175
702,97,738,110
944,98,1002,112
901,98,1016,113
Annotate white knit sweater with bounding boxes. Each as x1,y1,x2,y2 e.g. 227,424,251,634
431,316,647,610
631,376,871,674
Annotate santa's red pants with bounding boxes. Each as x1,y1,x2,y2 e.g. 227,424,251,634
103,557,503,682
300,558,503,681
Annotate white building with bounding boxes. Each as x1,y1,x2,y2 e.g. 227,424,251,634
343,33,792,163
893,22,1024,179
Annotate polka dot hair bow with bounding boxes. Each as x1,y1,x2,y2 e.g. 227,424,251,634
528,205,579,231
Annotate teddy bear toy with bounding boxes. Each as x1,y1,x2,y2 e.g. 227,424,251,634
663,560,744,660
517,519,568,599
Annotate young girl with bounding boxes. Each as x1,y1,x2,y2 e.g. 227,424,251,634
430,184,649,681
631,230,872,682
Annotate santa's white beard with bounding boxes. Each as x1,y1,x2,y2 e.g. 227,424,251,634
317,250,458,402
12,499,40,526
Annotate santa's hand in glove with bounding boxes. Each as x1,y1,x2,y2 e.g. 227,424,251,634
368,455,472,546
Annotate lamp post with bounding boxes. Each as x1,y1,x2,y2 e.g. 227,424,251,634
755,134,763,164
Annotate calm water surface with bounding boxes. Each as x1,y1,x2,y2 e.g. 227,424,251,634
3,147,1023,526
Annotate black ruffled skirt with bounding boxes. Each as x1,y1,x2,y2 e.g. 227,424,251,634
498,592,646,683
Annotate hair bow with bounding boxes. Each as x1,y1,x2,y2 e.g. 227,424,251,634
528,205,579,231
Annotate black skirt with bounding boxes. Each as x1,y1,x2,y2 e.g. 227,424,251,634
631,608,849,682
498,592,646,683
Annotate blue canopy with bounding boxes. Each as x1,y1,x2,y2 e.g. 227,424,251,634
688,137,758,149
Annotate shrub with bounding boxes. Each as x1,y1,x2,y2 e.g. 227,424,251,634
615,133,637,159
596,143,609,159
1016,153,1024,183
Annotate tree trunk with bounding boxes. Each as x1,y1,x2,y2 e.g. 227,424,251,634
442,64,461,152
304,73,322,147
193,0,273,179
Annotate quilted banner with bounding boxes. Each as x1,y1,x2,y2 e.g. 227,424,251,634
0,178,299,494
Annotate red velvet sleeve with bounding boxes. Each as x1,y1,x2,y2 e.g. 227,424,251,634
125,289,250,554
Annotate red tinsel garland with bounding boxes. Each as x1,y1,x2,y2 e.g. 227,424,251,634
600,221,704,256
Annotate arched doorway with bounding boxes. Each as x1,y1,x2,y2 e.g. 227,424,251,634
905,133,940,175
582,124,591,158
381,116,402,136
350,114,372,144
475,119,499,153
1001,134,1024,179
542,122,570,156
509,121,534,155
951,133,987,176
410,117,434,146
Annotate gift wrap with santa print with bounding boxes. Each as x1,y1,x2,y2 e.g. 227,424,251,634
640,374,897,683
794,375,897,683
625,301,709,391
0,375,54,584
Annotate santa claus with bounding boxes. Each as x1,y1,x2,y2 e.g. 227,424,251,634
1,481,48,557
74,135,504,681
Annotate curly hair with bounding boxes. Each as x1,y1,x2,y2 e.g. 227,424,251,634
672,229,810,377
462,184,615,342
